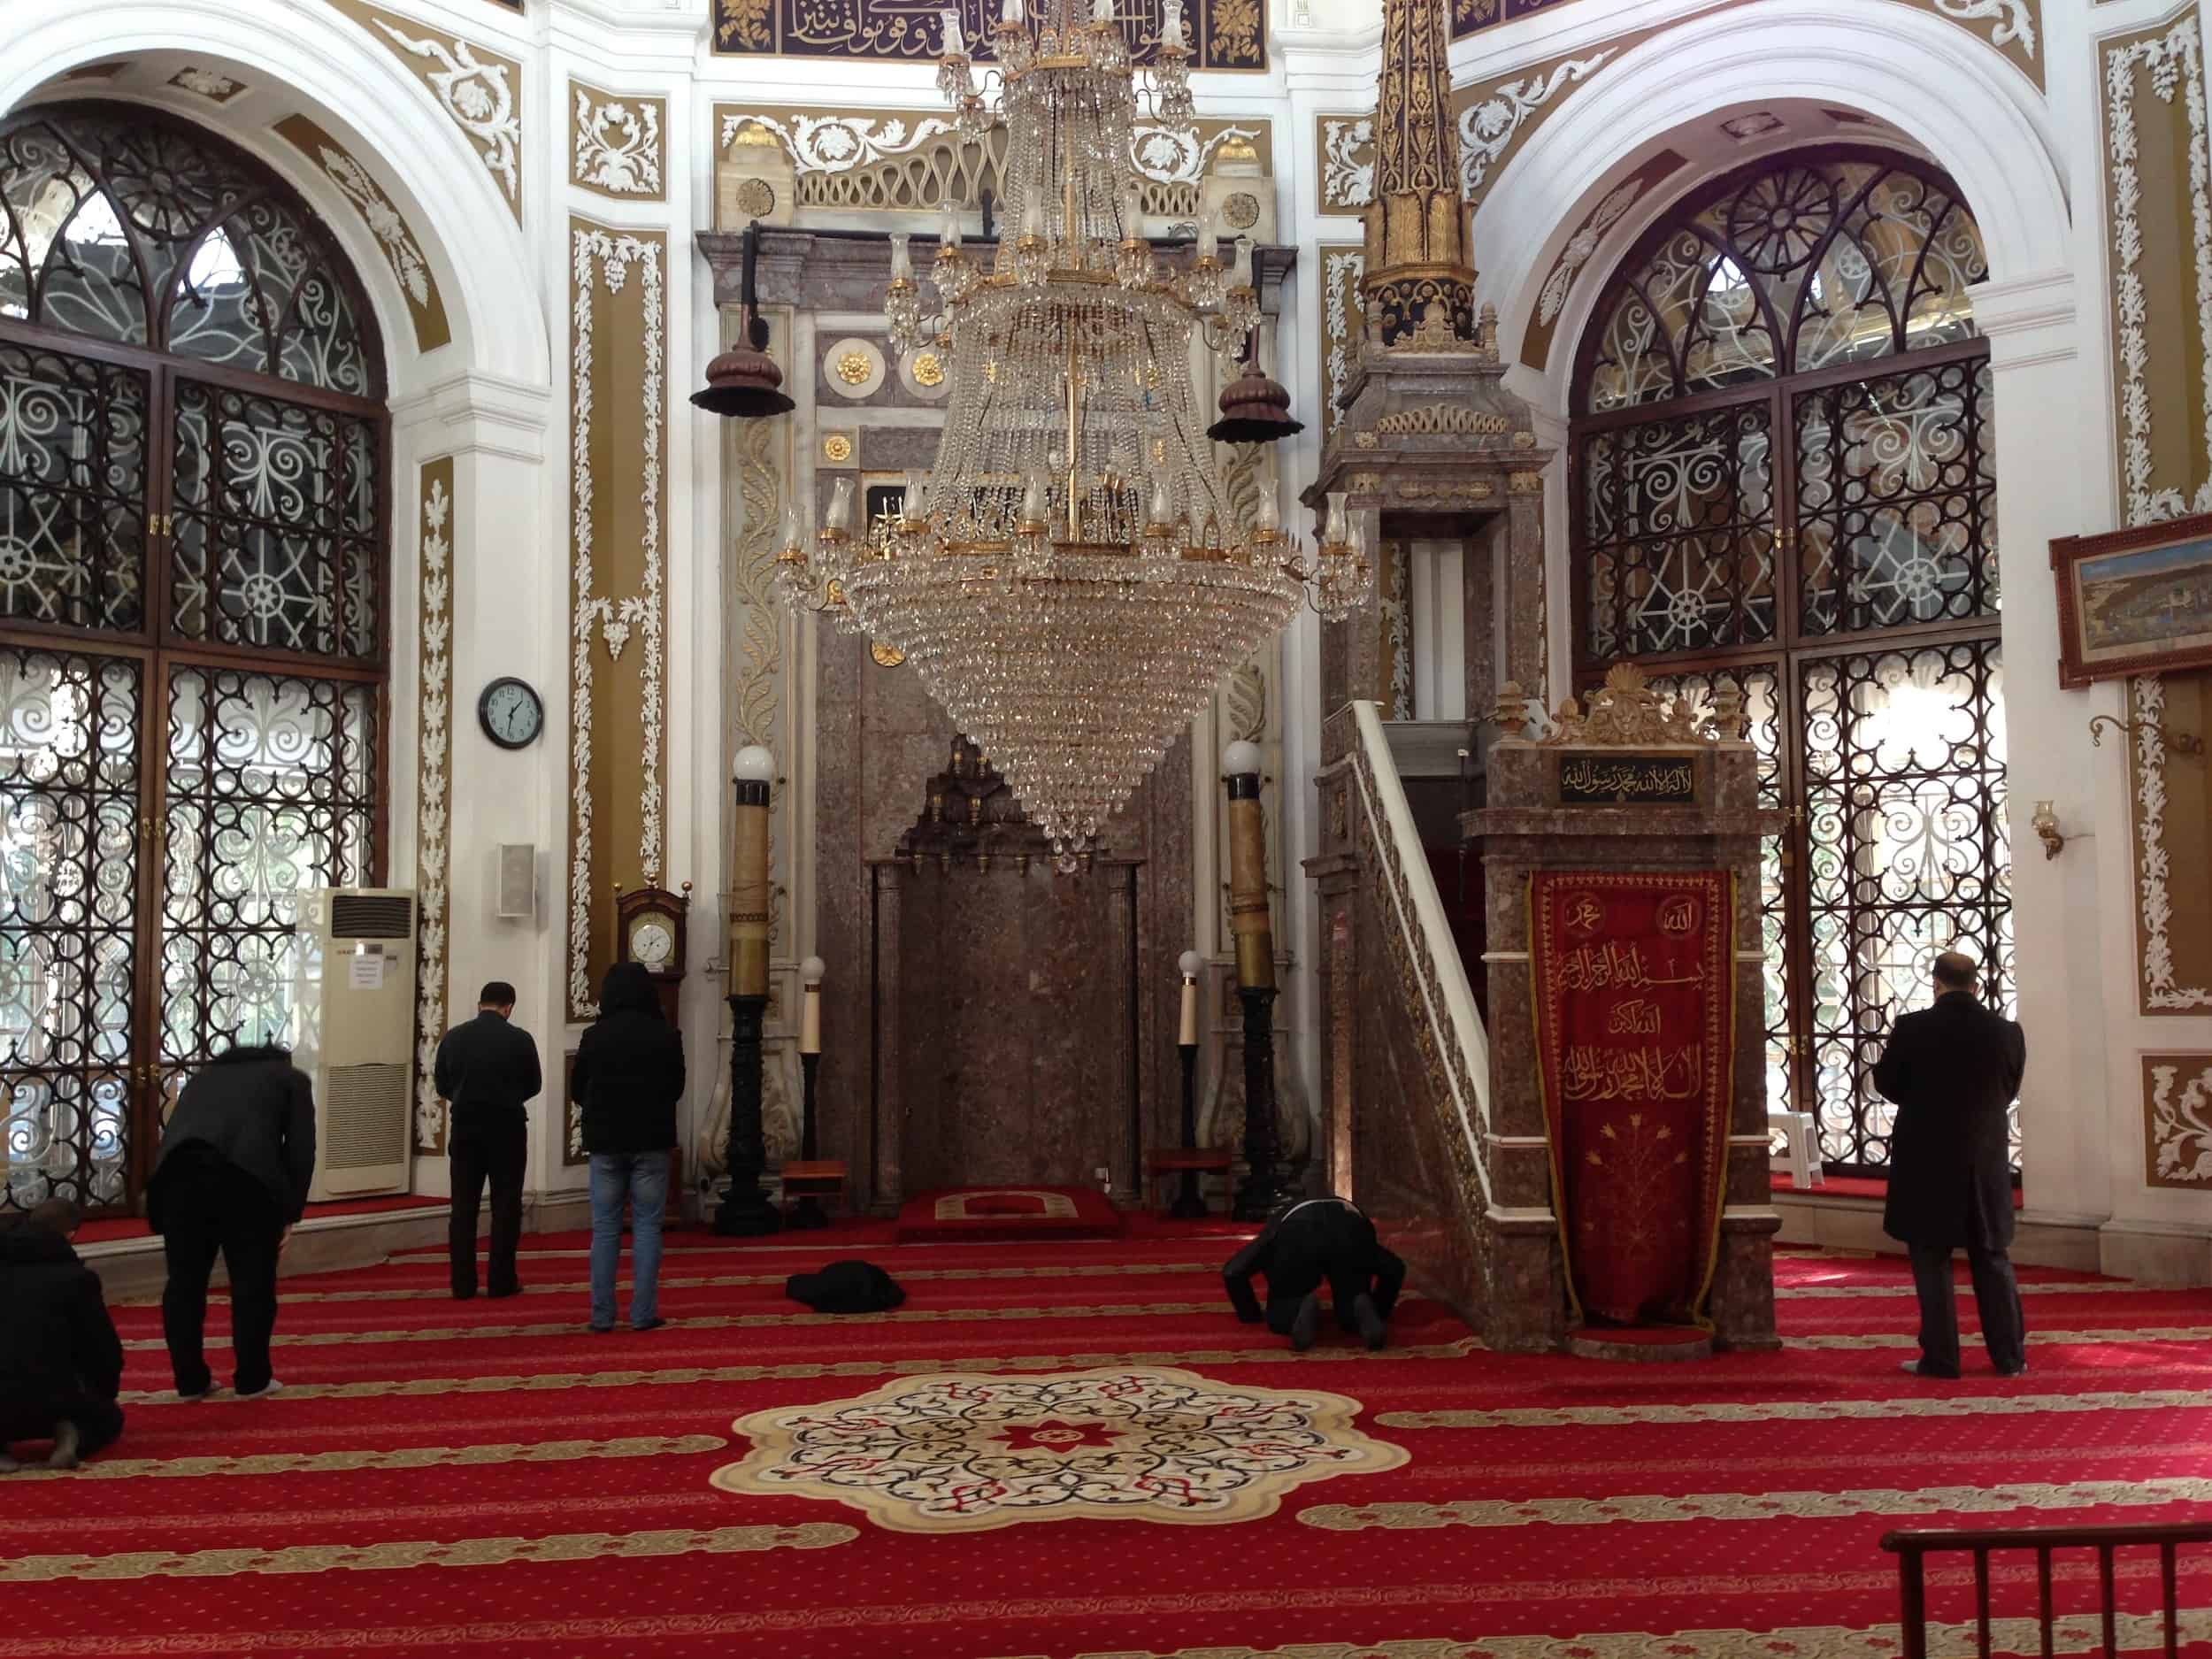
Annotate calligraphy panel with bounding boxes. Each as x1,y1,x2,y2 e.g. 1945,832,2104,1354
711,0,1265,71
1553,751,1698,806
1531,869,1733,1328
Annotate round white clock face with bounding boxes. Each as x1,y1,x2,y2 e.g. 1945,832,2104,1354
480,679,543,749
629,918,674,967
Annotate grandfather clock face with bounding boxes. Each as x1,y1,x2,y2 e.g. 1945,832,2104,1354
616,887,689,1025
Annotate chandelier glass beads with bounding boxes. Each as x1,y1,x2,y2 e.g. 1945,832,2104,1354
774,0,1371,858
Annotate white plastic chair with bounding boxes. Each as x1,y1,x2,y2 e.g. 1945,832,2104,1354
1769,1110,1824,1188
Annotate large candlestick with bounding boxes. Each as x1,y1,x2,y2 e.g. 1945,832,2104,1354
789,954,828,1229
717,745,780,1235
1222,741,1283,1219
1172,948,1206,1219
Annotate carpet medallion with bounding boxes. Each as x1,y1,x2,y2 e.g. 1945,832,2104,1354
12,1221,2211,1658
712,1364,1408,1532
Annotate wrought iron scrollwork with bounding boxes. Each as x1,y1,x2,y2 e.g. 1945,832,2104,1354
1573,150,2006,1181
0,104,389,1212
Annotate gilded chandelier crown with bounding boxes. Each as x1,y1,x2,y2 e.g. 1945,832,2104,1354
774,0,1372,861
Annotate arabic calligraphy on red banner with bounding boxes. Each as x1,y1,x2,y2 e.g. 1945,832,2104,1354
1530,870,1734,1327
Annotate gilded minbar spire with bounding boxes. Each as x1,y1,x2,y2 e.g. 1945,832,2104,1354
1363,0,1475,346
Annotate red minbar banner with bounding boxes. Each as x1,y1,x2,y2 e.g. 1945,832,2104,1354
1529,870,1735,1328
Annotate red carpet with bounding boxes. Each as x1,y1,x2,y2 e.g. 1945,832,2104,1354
7,1224,2209,1657
75,1193,445,1245
895,1183,1126,1241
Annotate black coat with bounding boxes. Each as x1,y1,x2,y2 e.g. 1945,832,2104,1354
0,1222,123,1404
434,1011,543,1123
150,1046,318,1226
1874,992,2026,1252
572,964,685,1157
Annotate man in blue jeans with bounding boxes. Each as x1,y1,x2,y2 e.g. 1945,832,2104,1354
572,964,686,1333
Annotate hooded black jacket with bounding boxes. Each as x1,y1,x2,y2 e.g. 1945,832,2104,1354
150,1045,318,1227
572,963,686,1157
0,1221,123,1403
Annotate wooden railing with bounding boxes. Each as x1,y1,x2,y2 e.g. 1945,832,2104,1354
1882,1520,2210,1658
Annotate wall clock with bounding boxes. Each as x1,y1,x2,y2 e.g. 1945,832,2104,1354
478,678,544,750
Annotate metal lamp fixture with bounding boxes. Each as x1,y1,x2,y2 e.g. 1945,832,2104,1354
692,221,795,420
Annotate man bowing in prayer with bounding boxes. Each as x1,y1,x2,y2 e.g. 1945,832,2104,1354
1874,949,2029,1379
1223,1194,1406,1351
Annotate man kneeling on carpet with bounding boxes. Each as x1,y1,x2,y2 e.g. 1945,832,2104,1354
0,1199,124,1471
1223,1194,1405,1351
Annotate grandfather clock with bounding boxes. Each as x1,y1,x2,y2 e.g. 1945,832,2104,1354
613,881,691,1025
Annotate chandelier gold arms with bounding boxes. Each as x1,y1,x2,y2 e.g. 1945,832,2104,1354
774,0,1366,861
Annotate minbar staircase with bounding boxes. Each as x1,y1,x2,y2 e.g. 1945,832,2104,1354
1306,701,1548,1350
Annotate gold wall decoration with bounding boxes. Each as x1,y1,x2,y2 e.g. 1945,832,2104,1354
1318,243,1365,447
2129,673,2212,1013
2144,1053,2212,1187
1518,148,1686,372
871,641,907,668
2102,11,2212,1017
821,432,856,465
911,353,944,387
272,114,452,353
568,219,669,1019
321,0,524,221
822,336,886,399
570,80,665,202
713,104,1269,218
413,457,457,1155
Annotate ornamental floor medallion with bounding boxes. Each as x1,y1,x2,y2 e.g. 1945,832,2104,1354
710,1365,1409,1532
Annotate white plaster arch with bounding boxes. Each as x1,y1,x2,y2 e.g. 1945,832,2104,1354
1479,0,2070,410
0,0,550,396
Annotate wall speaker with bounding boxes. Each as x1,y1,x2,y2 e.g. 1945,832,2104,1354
495,844,536,921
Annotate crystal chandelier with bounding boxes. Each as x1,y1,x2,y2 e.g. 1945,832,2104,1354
772,0,1372,860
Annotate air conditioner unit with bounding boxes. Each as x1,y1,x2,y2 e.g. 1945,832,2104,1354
294,887,419,1202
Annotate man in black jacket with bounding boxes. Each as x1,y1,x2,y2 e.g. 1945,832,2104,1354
1,1199,124,1470
434,981,542,1300
150,1044,316,1402
1874,950,2030,1379
1223,1194,1406,1351
574,963,685,1333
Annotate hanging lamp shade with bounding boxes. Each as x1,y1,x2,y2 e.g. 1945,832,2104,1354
693,221,794,419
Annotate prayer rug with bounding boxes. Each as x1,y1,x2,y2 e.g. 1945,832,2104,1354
895,1183,1126,1241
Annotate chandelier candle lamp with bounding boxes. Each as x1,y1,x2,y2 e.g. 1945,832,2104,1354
771,0,1372,864
1222,740,1282,1220
718,745,780,1236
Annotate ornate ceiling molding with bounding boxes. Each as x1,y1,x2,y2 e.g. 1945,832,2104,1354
272,113,452,353
323,0,524,222
571,81,664,202
1516,148,1686,372
1323,0,2043,221
710,0,1265,72
413,459,457,1155
718,105,1270,184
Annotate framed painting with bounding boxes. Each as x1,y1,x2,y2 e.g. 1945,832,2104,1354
2050,513,2212,688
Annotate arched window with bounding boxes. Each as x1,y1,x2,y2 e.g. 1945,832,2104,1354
1571,149,2011,1179
0,104,388,1213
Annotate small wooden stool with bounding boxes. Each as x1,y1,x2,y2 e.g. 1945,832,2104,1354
780,1158,848,1220
1144,1148,1233,1217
